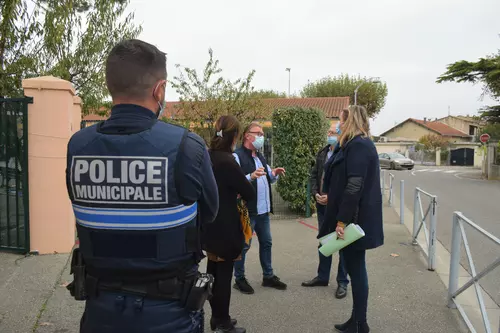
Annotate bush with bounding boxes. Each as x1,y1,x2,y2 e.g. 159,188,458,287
440,149,450,165
272,107,328,212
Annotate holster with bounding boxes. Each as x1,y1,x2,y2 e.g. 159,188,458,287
182,273,214,312
66,247,87,301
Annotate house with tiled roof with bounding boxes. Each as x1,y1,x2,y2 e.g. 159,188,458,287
82,96,350,128
162,96,350,122
436,115,485,138
379,117,473,143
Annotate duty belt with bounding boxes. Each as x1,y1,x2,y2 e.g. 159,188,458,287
85,274,194,301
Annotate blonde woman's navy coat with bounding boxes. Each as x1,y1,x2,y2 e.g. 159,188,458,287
318,135,384,250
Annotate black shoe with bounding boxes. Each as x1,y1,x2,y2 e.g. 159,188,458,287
335,284,347,299
334,316,353,332
213,323,246,333
210,318,238,331
301,277,329,287
262,275,287,290
233,278,254,294
344,321,370,333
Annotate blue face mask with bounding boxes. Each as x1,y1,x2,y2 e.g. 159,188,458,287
336,122,342,135
252,136,264,150
327,136,338,146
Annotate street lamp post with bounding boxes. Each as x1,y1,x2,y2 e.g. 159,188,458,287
354,77,381,105
285,68,291,97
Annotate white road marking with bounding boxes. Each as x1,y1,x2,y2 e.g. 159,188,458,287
415,169,429,172
445,170,458,173
430,169,442,172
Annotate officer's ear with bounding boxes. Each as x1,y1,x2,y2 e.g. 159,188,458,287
153,79,167,102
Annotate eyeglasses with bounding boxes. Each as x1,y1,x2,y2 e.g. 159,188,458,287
248,131,264,137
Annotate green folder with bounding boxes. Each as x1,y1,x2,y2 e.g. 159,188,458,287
318,224,365,257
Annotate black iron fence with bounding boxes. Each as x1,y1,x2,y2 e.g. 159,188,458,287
0,97,32,253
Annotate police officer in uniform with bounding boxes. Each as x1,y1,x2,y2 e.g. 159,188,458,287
65,39,219,333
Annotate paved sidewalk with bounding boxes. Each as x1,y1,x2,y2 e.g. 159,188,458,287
0,205,467,333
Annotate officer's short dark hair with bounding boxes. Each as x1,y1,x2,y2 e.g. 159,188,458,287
105,39,167,100
210,115,241,152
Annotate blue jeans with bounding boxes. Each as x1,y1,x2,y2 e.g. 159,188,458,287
80,291,203,333
234,213,274,279
317,204,349,286
341,247,368,322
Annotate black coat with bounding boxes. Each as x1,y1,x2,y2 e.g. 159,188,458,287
201,150,256,260
310,144,337,199
318,136,384,250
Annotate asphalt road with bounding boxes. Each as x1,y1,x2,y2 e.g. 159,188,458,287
385,165,500,306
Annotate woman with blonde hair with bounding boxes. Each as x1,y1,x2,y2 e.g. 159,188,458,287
318,105,383,333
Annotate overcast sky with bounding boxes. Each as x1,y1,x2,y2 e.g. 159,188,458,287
129,0,499,135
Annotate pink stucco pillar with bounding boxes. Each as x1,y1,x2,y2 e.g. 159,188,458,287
22,76,80,254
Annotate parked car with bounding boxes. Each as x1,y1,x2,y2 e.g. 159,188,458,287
378,152,414,170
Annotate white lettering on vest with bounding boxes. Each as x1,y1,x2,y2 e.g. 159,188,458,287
70,156,168,205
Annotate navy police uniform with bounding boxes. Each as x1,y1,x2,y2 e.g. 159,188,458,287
65,104,219,333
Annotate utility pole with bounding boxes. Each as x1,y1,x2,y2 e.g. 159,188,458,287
285,68,291,97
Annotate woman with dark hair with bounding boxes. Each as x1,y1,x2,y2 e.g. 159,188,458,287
319,105,383,333
202,115,256,333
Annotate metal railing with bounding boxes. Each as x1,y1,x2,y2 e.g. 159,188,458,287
399,180,404,225
380,170,386,195
388,172,395,207
412,187,438,271
448,212,500,333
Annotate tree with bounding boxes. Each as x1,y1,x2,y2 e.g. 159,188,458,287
436,48,500,123
480,123,500,140
0,0,141,113
301,73,388,118
170,48,268,140
418,134,448,151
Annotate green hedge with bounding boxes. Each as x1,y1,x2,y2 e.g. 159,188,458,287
272,107,328,212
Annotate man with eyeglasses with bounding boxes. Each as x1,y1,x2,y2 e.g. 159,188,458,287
232,122,287,294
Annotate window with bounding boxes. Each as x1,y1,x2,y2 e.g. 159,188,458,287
469,125,477,136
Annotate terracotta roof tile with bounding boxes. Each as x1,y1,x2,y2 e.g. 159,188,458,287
164,97,350,119
410,118,470,137
82,114,107,121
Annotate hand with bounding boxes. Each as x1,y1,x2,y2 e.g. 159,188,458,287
319,194,328,205
251,167,266,180
316,194,327,205
336,225,345,240
272,167,285,177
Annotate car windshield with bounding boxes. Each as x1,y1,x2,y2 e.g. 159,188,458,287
388,153,406,159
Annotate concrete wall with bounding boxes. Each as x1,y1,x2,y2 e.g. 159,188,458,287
485,142,500,180
375,142,414,156
22,76,80,254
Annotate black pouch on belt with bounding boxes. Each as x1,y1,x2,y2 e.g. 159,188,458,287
183,273,214,311
66,248,87,301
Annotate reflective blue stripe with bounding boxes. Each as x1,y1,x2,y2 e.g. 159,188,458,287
72,203,197,230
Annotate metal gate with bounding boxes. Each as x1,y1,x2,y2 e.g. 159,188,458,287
450,148,474,166
0,97,32,253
